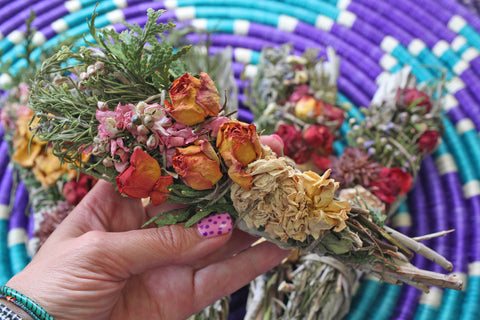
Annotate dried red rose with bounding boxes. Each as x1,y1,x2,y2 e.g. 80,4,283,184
370,167,412,204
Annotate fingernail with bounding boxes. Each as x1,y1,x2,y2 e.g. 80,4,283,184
197,213,232,238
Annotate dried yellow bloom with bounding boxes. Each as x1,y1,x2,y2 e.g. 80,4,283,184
231,146,350,243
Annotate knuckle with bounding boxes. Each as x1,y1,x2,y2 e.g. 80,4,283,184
155,225,189,255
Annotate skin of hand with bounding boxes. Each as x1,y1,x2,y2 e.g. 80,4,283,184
7,135,289,320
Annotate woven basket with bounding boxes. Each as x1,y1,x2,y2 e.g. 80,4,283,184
1,1,480,319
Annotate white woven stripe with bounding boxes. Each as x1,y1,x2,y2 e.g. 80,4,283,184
379,54,398,71
0,205,9,220
278,15,298,32
462,48,480,63
442,94,459,112
32,31,46,46
7,30,24,45
463,180,480,199
65,0,81,13
0,73,13,88
8,228,27,247
234,20,250,35
52,19,69,33
380,36,399,53
451,35,467,52
337,11,356,28
432,40,450,57
375,71,390,85
234,48,253,64
337,0,351,10
113,0,128,8
391,213,412,228
468,261,480,276
446,77,466,93
243,65,258,78
315,15,334,32
419,287,443,308
164,0,178,9
192,19,207,31
107,10,125,24
176,6,195,21
456,118,475,135
408,39,426,57
435,153,458,175
453,60,469,75
448,15,467,33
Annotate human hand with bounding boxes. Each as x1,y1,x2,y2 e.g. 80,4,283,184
6,137,288,320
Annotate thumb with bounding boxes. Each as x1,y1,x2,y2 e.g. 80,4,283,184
82,222,232,277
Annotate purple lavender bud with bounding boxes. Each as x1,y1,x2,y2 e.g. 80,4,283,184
364,140,375,148
367,147,376,155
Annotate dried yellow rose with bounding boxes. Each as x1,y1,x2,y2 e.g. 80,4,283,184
231,146,350,243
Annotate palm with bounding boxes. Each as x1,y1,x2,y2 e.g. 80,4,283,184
7,180,288,320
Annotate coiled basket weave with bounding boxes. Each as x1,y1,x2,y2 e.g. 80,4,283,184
1,1,480,319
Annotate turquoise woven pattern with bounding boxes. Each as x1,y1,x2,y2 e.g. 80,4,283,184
1,1,480,319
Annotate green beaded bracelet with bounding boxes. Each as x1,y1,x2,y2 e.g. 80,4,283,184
0,286,54,320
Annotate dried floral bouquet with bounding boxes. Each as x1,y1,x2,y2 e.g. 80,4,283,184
28,9,461,309
242,44,447,319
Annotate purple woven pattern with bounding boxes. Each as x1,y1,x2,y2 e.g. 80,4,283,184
459,0,480,15
1,0,480,320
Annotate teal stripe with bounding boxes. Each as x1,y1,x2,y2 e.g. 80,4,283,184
345,279,381,320
275,0,340,19
460,130,480,178
391,45,433,82
439,48,461,70
459,25,480,52
8,243,29,276
437,289,465,320
461,276,480,320
416,48,454,80
433,140,449,158
206,19,235,34
62,1,118,28
0,221,12,285
414,305,439,320
442,118,477,183
333,140,345,155
369,283,403,320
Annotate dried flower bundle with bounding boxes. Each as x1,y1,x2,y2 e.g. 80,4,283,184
27,9,461,310
242,45,448,319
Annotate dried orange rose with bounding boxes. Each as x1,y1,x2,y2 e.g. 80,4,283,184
165,72,220,126
172,140,223,190
115,148,173,205
216,121,262,190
